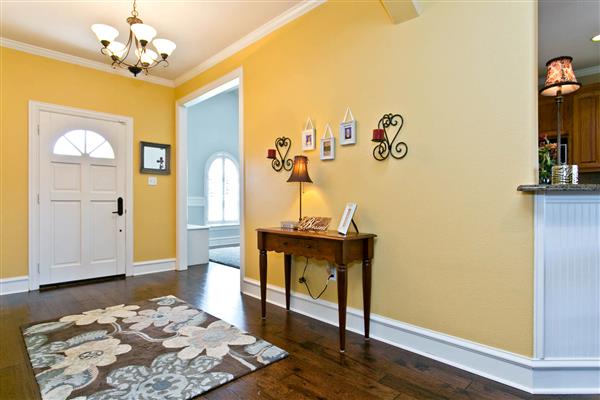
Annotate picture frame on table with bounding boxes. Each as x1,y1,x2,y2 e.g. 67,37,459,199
337,202,357,235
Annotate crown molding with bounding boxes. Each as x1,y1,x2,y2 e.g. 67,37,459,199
1,1,324,89
173,0,325,86
0,37,175,88
575,64,600,77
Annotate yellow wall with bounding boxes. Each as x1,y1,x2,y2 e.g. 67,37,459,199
176,1,537,356
0,47,176,279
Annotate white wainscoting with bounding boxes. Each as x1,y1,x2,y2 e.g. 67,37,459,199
242,278,600,394
534,193,600,360
209,224,240,247
132,258,176,276
0,276,30,295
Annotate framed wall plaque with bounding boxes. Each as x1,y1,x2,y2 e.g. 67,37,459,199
140,141,171,174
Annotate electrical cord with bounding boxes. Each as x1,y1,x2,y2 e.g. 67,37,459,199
298,257,334,300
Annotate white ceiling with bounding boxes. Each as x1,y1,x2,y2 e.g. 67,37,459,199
0,0,301,80
3,1,597,82
539,0,600,76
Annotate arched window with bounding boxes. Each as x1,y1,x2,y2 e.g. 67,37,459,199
206,153,239,224
53,130,115,159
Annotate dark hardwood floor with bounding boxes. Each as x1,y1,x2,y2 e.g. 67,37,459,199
0,263,596,400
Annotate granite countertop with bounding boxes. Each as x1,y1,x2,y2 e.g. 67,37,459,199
517,184,600,192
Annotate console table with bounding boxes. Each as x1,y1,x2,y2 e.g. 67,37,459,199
256,227,376,352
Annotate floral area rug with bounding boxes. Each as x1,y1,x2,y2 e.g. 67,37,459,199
21,295,287,400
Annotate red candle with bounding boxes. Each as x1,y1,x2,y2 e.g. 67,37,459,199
267,148,276,159
372,129,385,142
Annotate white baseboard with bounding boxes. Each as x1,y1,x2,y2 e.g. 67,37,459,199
0,275,30,295
133,258,176,276
242,278,600,395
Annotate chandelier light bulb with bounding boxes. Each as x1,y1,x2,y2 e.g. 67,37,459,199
107,41,127,59
135,48,158,66
131,23,157,46
91,24,119,47
153,38,176,59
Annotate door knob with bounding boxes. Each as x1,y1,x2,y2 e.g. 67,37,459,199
112,197,124,216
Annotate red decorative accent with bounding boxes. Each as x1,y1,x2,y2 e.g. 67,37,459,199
372,129,385,142
267,149,276,159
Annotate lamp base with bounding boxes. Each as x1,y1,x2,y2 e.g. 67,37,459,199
551,165,579,185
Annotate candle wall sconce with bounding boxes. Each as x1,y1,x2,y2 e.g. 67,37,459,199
267,136,293,172
372,113,408,161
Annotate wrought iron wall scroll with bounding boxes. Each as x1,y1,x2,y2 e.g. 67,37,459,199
270,136,293,172
372,113,408,161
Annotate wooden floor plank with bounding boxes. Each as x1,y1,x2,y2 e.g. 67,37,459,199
0,263,591,400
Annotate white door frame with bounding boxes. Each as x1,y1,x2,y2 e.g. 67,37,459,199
28,101,134,290
175,67,244,288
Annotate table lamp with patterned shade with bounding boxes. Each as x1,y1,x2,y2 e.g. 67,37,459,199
287,155,313,221
539,56,581,184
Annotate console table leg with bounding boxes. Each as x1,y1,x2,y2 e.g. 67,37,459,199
337,264,348,353
362,258,372,340
284,254,292,311
259,250,267,319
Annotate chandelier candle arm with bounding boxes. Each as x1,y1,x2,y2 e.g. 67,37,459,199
92,0,175,77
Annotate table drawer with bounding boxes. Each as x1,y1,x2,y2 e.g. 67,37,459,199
264,234,321,254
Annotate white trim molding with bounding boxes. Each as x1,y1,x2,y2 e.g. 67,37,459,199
0,276,30,295
575,64,600,78
242,278,600,394
132,258,176,276
1,37,174,88
173,0,325,85
176,67,245,287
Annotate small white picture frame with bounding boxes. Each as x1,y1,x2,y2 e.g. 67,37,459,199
337,202,357,235
339,107,357,145
302,118,316,151
320,123,335,160
340,121,356,145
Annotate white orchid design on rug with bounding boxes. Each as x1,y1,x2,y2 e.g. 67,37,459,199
50,338,131,375
59,305,139,326
122,305,202,332
163,320,256,359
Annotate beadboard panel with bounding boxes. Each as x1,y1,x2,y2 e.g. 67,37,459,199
541,193,600,359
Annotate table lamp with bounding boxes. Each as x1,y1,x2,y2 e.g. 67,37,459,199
539,56,581,184
287,155,312,221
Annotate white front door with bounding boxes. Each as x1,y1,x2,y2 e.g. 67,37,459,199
39,111,126,284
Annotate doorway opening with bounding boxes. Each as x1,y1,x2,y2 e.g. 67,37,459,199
176,69,244,287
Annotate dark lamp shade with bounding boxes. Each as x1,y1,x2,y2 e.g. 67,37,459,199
539,56,581,97
287,155,313,183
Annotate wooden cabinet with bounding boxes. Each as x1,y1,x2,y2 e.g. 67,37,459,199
572,87,600,171
539,83,600,172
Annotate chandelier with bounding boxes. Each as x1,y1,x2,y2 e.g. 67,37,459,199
91,0,176,77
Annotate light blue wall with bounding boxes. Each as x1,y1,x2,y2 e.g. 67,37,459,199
187,89,239,229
